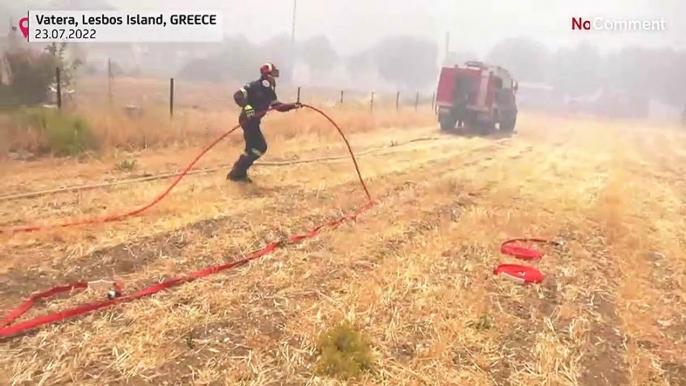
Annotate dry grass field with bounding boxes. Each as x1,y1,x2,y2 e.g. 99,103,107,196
1,79,686,386
0,76,432,158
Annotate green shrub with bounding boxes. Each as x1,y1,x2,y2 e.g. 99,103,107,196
14,107,98,156
314,320,375,380
4,48,57,106
3,44,81,108
116,159,137,171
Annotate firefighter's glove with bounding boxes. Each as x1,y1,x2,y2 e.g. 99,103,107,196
293,102,303,109
244,104,255,118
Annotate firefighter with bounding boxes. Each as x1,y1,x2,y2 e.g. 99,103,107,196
227,62,301,182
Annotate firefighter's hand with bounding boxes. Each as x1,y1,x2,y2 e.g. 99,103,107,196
293,102,303,109
243,104,255,118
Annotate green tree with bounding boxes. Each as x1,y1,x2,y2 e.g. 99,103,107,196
1,43,81,107
2,48,57,106
46,42,83,90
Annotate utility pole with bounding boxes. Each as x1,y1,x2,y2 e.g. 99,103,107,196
444,31,450,65
1,17,13,84
289,0,297,83
8,16,19,50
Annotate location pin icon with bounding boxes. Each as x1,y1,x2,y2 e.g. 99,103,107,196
19,17,29,39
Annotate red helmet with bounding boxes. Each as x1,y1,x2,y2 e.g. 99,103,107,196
260,62,280,85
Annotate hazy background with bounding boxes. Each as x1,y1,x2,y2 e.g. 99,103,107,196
1,0,685,117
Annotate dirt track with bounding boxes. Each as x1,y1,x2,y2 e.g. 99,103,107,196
1,113,686,385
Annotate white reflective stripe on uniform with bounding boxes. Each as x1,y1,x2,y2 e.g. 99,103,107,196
251,148,263,157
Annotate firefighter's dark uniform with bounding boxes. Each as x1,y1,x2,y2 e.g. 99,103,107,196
228,78,299,181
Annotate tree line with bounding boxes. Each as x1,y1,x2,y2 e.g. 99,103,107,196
2,32,684,110
178,34,438,92
179,35,685,108
484,37,686,108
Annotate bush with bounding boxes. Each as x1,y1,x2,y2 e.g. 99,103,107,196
3,43,81,108
14,107,98,156
314,320,375,380
4,48,57,106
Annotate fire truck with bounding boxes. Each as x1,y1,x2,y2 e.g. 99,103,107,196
435,61,518,134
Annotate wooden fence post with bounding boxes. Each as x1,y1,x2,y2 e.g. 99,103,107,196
396,91,400,111
431,92,435,111
169,78,174,118
55,67,62,109
415,91,419,111
370,92,374,112
340,90,344,104
107,58,113,107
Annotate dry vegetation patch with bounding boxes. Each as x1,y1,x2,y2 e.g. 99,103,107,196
0,77,435,159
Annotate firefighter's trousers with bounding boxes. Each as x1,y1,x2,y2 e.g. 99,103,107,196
230,116,268,178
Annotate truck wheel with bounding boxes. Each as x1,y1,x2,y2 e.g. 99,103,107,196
477,121,495,135
500,114,517,132
439,114,457,132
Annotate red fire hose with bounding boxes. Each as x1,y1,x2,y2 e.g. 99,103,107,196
0,103,375,338
494,238,560,284
0,104,555,338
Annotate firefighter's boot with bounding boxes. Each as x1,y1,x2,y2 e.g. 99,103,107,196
227,155,253,183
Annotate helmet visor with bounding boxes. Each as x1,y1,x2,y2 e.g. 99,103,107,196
271,67,280,78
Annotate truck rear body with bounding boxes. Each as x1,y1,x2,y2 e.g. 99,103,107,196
435,61,518,133
436,66,491,111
